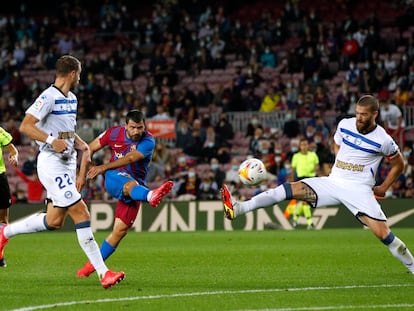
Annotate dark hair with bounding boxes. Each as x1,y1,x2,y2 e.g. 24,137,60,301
56,55,81,76
357,95,379,112
126,110,145,124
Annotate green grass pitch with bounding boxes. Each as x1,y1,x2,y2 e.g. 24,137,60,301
1,228,414,310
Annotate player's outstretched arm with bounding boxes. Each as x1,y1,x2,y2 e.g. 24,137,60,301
5,143,18,167
87,150,144,179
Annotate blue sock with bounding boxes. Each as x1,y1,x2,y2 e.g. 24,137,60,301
101,240,116,260
381,232,395,245
130,185,150,201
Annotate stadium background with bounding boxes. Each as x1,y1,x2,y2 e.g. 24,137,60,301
2,0,414,227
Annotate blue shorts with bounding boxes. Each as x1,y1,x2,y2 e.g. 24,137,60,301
104,170,136,203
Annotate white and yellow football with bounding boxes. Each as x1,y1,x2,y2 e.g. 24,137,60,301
238,158,267,186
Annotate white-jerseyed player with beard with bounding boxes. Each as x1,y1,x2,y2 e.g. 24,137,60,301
221,94,414,275
0,55,124,289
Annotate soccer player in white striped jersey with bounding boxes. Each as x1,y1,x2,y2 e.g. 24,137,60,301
0,55,124,289
221,95,414,275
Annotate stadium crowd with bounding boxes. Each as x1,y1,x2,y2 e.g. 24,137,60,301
2,0,414,202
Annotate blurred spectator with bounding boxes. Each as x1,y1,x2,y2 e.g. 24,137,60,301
184,119,206,159
12,42,26,69
373,60,389,91
14,168,44,204
313,133,334,176
282,110,301,138
21,149,37,176
246,114,263,138
379,97,405,143
345,61,360,86
170,150,193,177
175,119,192,150
260,86,282,112
335,81,351,114
209,157,225,187
147,142,173,182
5,119,22,146
207,34,225,60
201,126,220,163
243,89,262,111
214,112,234,147
196,83,214,107
83,175,104,201
341,32,359,69
259,46,277,68
313,85,330,112
245,64,263,91
276,157,293,185
151,104,171,120
304,124,316,142
391,174,407,198
359,69,374,94
225,158,240,184
174,166,200,201
57,33,73,54
249,127,264,155
177,97,198,124
314,114,331,142
8,71,27,108
197,176,219,200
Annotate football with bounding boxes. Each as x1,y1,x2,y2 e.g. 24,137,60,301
238,158,267,186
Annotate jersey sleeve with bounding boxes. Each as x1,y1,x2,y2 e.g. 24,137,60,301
382,133,400,158
98,129,110,147
333,119,345,146
137,135,155,159
0,127,12,147
26,91,53,120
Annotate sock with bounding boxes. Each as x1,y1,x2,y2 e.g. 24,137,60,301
101,239,116,260
382,232,414,274
76,221,108,279
4,213,48,238
302,203,313,225
130,185,150,201
239,184,287,215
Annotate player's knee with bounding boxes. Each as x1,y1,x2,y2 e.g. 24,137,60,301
44,218,63,230
123,180,139,196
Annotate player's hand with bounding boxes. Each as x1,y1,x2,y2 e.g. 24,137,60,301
52,139,69,153
8,154,18,167
87,165,106,179
76,175,86,192
373,185,386,198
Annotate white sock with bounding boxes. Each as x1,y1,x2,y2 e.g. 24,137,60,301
239,185,287,215
4,213,48,238
76,226,108,279
387,236,414,274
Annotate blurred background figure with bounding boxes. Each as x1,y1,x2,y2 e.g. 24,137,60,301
14,168,44,204
174,166,200,201
147,142,173,182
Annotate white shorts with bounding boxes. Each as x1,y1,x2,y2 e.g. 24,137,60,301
37,151,81,208
301,176,387,221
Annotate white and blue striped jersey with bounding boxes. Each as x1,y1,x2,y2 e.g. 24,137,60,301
26,85,77,154
330,117,399,187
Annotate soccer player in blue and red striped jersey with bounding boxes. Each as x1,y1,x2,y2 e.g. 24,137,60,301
76,109,173,278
